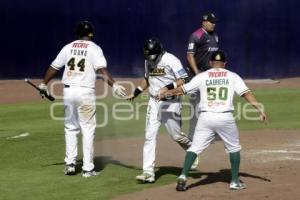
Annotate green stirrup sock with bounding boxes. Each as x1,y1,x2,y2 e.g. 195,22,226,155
181,151,197,177
230,151,241,182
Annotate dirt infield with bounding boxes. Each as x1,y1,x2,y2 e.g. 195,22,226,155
98,130,300,200
1,77,299,199
0,77,299,104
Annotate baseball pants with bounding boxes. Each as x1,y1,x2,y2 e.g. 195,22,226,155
188,112,242,155
63,86,96,171
188,91,200,140
143,97,191,175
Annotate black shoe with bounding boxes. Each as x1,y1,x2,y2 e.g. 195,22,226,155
64,164,76,175
176,176,187,191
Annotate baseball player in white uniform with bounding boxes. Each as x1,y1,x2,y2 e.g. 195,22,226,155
38,21,126,177
128,38,198,183
158,50,267,190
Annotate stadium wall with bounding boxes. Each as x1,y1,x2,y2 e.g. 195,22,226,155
1,0,299,79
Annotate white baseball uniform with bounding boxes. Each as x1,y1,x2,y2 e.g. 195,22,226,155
51,40,107,171
182,67,250,154
142,52,191,176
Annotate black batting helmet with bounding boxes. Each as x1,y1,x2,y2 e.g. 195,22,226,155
143,38,164,61
75,21,94,38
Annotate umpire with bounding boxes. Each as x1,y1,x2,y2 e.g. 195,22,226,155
187,12,219,74
186,13,219,140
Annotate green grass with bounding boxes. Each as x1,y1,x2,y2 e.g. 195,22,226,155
233,88,300,129
0,88,299,199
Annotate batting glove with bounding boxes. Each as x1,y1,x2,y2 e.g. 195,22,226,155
112,83,127,98
38,83,50,97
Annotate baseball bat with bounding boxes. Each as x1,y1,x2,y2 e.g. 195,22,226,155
24,78,55,101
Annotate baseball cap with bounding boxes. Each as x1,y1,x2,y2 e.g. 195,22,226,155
202,13,218,23
210,50,226,62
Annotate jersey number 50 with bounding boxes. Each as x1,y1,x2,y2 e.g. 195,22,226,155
207,87,228,100
67,57,85,72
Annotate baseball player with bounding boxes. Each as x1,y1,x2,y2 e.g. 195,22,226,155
158,50,267,191
128,38,198,183
38,21,126,177
186,13,219,140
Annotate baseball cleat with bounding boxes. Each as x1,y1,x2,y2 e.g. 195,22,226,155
136,172,155,183
191,156,199,170
176,175,187,191
82,170,100,178
64,164,76,175
229,180,246,190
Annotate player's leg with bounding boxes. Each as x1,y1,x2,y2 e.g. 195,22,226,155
64,88,80,175
214,113,245,190
136,98,161,183
188,91,200,140
181,122,215,176
163,111,191,150
176,113,215,191
163,112,200,170
77,89,98,177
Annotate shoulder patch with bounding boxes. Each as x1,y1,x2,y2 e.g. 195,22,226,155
178,68,187,76
188,43,195,50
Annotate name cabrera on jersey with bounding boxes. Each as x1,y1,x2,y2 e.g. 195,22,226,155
182,68,250,112
50,40,107,88
145,52,188,97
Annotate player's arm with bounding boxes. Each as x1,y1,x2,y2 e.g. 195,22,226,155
158,78,185,97
39,46,66,93
242,91,268,123
36,66,59,98
234,73,267,123
97,68,115,87
187,53,200,75
158,86,184,100
97,68,126,98
127,77,149,101
187,34,200,75
158,74,202,100
42,67,59,84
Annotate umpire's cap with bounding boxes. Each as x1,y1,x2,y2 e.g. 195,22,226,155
211,50,226,62
202,13,218,23
75,21,94,38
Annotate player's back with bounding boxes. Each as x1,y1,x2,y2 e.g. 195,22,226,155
198,68,249,113
51,40,107,89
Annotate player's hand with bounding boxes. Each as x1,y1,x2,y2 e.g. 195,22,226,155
126,94,136,101
260,112,268,124
38,83,50,98
112,83,127,98
157,87,168,100
159,87,168,95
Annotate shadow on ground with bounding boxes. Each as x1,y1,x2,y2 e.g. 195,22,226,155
45,157,271,189
187,169,271,190
46,155,141,174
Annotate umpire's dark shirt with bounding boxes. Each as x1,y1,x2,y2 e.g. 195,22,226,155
187,28,219,75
